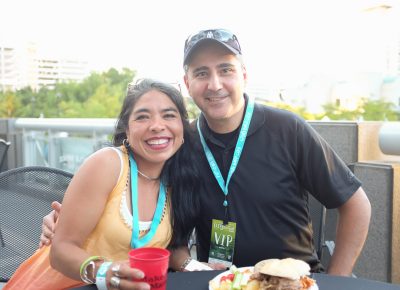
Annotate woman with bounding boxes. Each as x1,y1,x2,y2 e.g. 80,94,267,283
4,79,200,290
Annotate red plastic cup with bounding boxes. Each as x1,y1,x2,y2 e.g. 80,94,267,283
129,247,170,290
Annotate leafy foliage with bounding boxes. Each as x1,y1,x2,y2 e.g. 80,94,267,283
0,68,136,118
261,101,324,120
185,97,201,120
260,98,399,121
0,91,20,117
362,99,399,121
1,70,398,121
322,98,399,121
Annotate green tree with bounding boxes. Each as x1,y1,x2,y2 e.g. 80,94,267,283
260,101,321,120
2,67,137,118
321,103,362,120
322,98,399,121
362,99,398,121
59,100,86,118
82,84,122,118
185,97,201,120
13,87,36,117
0,91,20,117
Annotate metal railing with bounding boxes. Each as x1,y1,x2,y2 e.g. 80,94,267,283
14,118,117,173
2,118,399,174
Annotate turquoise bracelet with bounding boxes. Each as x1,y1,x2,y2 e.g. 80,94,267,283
96,262,112,290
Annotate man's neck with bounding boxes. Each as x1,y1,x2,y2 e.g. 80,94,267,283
205,103,245,134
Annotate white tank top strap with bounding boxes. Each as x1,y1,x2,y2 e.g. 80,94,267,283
113,146,153,232
108,146,124,181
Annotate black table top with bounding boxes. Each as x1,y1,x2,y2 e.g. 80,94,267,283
71,270,400,290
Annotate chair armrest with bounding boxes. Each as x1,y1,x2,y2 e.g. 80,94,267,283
325,240,335,256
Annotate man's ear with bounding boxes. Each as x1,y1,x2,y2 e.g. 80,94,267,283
242,65,248,84
183,74,190,90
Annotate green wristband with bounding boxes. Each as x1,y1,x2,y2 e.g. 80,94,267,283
79,256,104,284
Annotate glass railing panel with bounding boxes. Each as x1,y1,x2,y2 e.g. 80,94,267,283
15,118,115,174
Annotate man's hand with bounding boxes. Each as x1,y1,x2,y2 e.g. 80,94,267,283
203,262,227,270
39,201,62,248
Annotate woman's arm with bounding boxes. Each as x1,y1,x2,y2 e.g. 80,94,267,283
49,148,120,281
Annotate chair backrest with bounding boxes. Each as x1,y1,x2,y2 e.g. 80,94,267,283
0,139,11,172
0,166,73,281
308,193,327,260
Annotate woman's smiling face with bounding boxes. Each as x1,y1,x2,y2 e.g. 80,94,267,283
126,89,184,167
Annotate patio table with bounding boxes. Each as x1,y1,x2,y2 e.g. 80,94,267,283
71,270,400,290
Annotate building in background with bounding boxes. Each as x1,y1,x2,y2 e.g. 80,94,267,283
0,46,19,91
0,42,89,92
245,1,400,115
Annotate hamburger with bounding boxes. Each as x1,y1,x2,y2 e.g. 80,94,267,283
250,258,316,290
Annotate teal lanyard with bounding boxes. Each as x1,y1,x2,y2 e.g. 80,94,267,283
197,98,255,208
129,153,166,248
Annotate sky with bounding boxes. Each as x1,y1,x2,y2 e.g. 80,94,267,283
1,0,400,91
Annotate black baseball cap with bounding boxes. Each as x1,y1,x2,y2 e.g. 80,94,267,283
183,29,242,66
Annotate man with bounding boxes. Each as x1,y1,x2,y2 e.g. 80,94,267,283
41,29,371,276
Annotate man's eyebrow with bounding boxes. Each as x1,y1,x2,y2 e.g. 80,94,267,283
217,63,235,69
192,63,234,74
192,66,209,75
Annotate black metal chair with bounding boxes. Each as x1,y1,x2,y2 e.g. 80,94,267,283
0,166,73,282
0,139,11,173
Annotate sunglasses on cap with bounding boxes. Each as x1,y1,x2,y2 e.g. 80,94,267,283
183,29,242,65
127,79,182,93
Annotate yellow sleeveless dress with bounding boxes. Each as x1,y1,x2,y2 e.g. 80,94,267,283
4,146,172,290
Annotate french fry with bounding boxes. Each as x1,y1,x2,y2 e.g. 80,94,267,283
243,279,259,290
219,280,232,290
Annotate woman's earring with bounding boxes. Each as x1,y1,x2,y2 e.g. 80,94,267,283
123,139,130,149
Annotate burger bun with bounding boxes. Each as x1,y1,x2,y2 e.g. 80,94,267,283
255,258,311,280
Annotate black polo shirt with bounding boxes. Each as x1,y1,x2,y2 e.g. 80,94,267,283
193,95,361,271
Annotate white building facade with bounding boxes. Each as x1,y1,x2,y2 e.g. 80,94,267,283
0,42,89,92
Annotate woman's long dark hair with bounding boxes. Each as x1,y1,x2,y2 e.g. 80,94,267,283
113,78,200,248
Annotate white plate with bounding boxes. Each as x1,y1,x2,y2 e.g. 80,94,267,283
208,267,319,290
209,267,253,290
